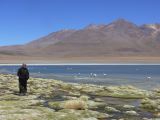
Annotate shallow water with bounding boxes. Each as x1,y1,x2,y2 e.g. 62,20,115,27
0,65,160,90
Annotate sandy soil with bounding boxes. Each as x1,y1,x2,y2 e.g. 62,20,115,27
0,55,160,64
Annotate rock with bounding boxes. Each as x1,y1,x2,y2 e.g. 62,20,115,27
123,105,135,109
69,91,81,97
94,98,104,102
87,100,106,109
63,96,78,100
125,110,139,116
80,118,98,120
105,106,120,113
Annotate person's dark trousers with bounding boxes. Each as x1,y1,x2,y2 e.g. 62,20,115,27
19,79,27,94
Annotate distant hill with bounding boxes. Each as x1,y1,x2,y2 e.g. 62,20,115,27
0,19,160,63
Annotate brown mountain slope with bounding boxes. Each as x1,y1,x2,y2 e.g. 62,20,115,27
0,19,160,63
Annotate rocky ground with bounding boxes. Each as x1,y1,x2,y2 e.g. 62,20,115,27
0,74,160,120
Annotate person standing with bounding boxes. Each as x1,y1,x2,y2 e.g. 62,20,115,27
17,63,29,95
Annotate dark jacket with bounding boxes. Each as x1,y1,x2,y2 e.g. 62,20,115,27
17,67,29,80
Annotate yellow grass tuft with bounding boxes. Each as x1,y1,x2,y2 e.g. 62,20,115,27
64,100,88,110
79,95,89,101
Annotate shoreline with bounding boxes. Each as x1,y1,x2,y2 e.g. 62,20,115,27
1,63,160,65
0,56,160,64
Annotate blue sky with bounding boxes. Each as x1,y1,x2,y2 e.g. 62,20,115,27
0,0,160,46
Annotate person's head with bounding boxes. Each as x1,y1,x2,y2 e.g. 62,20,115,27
22,63,27,68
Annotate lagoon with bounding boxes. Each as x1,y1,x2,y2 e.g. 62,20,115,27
0,65,160,90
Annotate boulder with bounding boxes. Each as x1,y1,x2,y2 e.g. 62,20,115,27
125,110,139,116
105,106,120,113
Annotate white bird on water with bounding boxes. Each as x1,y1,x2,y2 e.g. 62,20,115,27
93,74,97,77
147,76,151,79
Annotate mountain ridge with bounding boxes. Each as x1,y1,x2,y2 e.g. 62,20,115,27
0,19,160,63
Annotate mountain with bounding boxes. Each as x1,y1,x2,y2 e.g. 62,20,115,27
0,19,160,63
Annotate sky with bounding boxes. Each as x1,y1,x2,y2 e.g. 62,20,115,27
0,0,160,46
